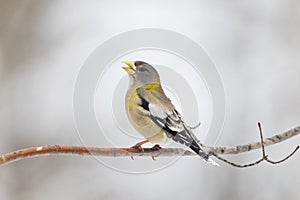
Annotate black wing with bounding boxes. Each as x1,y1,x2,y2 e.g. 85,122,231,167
137,92,201,151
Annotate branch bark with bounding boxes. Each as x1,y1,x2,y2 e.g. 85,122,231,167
1,124,299,167
205,125,300,155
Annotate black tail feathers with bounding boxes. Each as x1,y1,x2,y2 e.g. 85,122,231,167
189,142,209,161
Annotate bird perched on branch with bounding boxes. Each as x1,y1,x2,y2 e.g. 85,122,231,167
122,61,218,166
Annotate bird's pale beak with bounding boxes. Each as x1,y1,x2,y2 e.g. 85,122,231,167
122,61,136,74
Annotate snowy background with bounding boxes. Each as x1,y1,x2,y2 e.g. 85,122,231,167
0,1,300,199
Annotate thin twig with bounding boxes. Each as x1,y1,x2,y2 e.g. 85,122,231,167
212,154,264,168
258,122,299,165
0,124,299,166
211,122,299,168
206,125,300,155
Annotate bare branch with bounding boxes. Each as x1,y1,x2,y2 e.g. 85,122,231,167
0,146,194,165
206,125,300,155
0,124,299,166
210,123,299,168
212,154,264,168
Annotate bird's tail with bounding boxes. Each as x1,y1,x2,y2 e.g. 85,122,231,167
182,122,219,166
189,143,219,166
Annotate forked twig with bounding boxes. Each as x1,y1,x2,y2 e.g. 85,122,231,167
258,122,299,164
212,122,299,168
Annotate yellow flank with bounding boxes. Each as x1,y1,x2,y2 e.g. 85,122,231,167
127,90,141,111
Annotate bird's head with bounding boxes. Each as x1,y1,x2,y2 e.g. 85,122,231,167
122,61,160,87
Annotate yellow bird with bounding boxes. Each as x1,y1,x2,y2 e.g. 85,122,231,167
122,61,218,166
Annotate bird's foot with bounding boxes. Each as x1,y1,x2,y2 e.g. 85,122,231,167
131,145,144,153
131,140,149,153
150,144,162,151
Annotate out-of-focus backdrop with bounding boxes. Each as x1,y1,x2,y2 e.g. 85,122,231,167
0,1,299,199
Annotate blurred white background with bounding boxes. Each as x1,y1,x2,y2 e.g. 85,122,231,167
0,0,299,199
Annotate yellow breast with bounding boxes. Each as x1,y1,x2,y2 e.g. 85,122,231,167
125,88,170,144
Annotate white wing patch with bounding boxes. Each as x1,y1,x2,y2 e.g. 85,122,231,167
149,103,169,119
148,103,184,133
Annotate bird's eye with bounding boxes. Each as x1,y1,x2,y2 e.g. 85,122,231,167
138,67,147,72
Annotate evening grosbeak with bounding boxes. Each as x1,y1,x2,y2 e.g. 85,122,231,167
122,61,218,166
